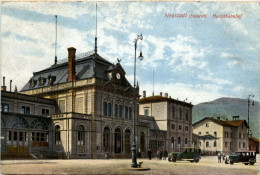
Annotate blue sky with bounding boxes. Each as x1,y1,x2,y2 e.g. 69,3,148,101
1,1,259,104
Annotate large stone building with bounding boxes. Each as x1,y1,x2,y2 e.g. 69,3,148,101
18,47,146,159
192,116,249,154
139,93,193,153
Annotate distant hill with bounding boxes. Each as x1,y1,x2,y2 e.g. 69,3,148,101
192,97,260,139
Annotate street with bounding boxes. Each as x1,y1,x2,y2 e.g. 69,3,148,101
1,156,259,175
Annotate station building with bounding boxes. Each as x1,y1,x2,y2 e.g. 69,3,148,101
192,116,249,154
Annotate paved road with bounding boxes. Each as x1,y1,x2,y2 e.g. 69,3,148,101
1,156,259,175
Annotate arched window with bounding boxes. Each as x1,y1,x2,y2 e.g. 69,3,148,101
185,138,188,145
119,105,122,118
125,106,128,119
114,104,118,117
129,107,132,120
108,103,112,117
115,128,122,153
78,125,85,146
171,137,174,150
103,102,107,116
103,127,110,152
55,125,61,145
178,137,181,148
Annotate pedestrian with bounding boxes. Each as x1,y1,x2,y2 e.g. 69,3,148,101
163,149,168,160
138,148,141,158
148,149,152,160
159,150,163,160
156,150,160,160
222,154,225,163
218,152,221,163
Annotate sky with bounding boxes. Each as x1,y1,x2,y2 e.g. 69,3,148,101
1,1,259,105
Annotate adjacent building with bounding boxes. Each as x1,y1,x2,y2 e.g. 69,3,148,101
139,93,193,153
192,116,249,154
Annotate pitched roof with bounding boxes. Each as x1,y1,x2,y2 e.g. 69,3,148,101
20,53,120,91
249,137,259,143
193,117,248,128
139,95,193,107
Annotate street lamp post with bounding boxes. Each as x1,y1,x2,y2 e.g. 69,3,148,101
131,34,143,168
247,94,254,136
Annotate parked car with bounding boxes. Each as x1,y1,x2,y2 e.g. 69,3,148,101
225,151,256,165
168,147,201,163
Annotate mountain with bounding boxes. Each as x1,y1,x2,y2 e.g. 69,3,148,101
192,97,260,139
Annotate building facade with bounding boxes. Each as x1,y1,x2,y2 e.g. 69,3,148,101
1,47,152,159
1,90,56,158
139,93,193,153
192,116,249,154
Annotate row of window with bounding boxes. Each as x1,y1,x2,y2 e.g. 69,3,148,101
204,141,217,147
7,131,48,142
171,124,189,131
171,108,189,121
1,103,50,116
103,102,132,119
170,137,189,149
198,131,217,137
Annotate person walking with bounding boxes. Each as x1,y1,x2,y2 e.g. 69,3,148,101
163,149,168,160
159,149,163,160
148,149,152,160
222,154,225,163
218,152,221,163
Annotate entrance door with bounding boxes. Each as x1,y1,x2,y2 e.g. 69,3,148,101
140,132,145,152
115,128,121,153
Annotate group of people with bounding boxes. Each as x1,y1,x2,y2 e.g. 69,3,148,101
146,149,168,160
217,152,226,163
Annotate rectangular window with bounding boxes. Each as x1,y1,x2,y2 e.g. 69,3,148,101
8,131,11,141
41,133,45,141
225,142,228,147
206,141,209,147
1,103,9,112
172,108,175,118
42,109,46,115
239,132,241,139
185,126,189,131
19,132,23,141
144,109,149,116
32,132,35,141
214,141,216,147
227,132,229,138
185,112,188,121
46,109,49,115
243,142,245,148
26,107,30,115
239,142,241,148
13,132,17,141
179,109,182,120
21,106,26,114
36,132,40,141
171,124,175,130
179,125,182,130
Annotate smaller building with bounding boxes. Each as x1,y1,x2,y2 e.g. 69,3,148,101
192,116,249,154
249,137,259,153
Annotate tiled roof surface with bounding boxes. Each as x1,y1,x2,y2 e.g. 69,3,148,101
193,117,248,128
139,96,193,107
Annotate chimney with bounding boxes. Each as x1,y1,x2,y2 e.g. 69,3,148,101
160,92,162,96
1,76,6,91
68,47,76,82
164,93,168,98
10,80,12,92
143,91,146,98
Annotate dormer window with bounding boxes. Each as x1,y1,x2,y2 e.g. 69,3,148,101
48,75,56,85
29,78,37,88
38,77,46,86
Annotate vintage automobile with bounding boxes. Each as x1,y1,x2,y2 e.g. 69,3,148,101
168,147,201,163
225,151,256,165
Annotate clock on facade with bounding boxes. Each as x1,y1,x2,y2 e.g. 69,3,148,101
116,73,121,79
